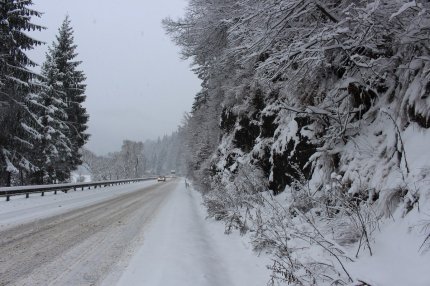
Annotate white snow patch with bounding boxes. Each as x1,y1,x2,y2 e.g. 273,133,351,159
390,1,417,20
117,179,271,286
0,180,157,230
348,205,430,286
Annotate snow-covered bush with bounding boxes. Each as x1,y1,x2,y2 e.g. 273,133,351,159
165,0,430,284
205,164,266,234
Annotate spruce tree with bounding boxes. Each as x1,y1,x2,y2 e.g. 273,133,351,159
0,0,44,186
48,16,89,179
33,53,72,183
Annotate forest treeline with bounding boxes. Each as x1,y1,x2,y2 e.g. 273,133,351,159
81,131,185,181
164,0,430,284
0,1,88,186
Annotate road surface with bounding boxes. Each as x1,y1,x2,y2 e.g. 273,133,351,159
0,179,176,286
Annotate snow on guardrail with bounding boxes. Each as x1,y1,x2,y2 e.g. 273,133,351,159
0,177,158,201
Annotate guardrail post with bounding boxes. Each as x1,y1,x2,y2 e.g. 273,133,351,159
26,193,29,198
81,186,84,191
41,192,44,196
6,195,10,201
54,190,57,195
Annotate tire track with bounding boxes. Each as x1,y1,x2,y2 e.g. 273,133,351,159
0,180,176,285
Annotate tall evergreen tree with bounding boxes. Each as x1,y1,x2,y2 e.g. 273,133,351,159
0,0,44,186
32,53,72,184
48,16,89,179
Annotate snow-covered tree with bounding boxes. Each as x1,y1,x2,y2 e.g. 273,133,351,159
0,0,44,186
166,0,430,284
82,133,187,182
31,51,72,184
82,141,146,181
48,16,89,178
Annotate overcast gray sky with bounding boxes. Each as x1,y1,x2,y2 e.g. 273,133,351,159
28,0,200,155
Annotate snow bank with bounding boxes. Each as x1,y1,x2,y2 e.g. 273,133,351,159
117,179,271,286
348,204,430,286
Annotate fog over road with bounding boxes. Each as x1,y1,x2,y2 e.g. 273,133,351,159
0,180,177,285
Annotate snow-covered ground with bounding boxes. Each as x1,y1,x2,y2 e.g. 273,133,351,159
347,205,430,286
2,178,428,285
0,180,157,231
116,180,271,286
0,179,272,285
70,164,92,183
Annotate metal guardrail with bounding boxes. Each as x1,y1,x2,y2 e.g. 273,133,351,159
0,177,158,201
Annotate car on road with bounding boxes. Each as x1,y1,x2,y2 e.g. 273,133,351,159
157,176,166,182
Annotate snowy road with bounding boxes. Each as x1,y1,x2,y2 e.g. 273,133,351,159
0,180,175,286
116,180,271,286
0,179,270,286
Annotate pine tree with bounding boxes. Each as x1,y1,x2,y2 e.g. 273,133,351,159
32,53,72,184
0,0,44,186
48,16,89,179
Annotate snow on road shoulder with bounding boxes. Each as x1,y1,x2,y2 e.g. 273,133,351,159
117,179,271,286
0,180,157,230
347,204,430,286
